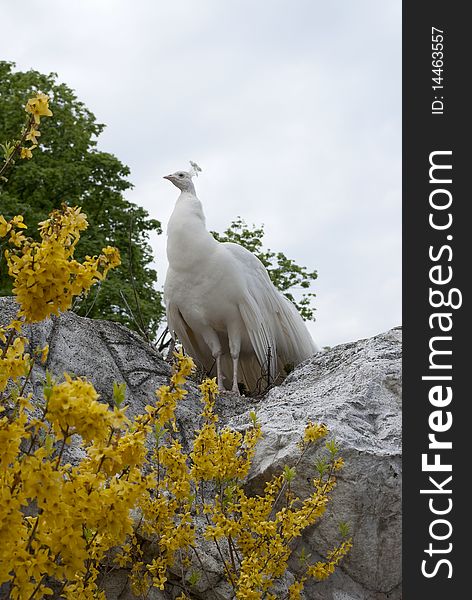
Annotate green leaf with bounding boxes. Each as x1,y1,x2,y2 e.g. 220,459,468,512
154,424,165,442
83,527,95,543
298,546,312,564
314,457,328,477
283,465,296,483
113,381,126,407
188,570,201,586
44,434,54,456
249,410,258,426
326,439,339,457
43,369,55,401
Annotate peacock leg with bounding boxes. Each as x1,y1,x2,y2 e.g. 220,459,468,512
215,354,225,391
201,328,225,391
228,324,241,394
231,356,239,393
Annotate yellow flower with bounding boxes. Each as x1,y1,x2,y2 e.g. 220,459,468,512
46,374,113,443
8,229,27,247
40,344,49,363
8,319,24,333
147,557,168,589
308,561,331,580
288,580,305,599
0,413,27,470
100,246,121,269
26,128,41,144
25,92,53,124
0,216,11,237
20,145,36,159
303,422,328,443
5,206,120,322
10,215,28,230
0,335,30,391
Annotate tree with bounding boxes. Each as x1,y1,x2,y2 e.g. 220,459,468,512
0,61,164,337
212,217,318,321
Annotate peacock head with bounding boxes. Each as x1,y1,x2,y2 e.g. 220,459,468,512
164,161,202,192
163,170,194,192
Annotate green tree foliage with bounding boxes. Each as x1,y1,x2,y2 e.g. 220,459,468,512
212,217,318,321
0,61,164,336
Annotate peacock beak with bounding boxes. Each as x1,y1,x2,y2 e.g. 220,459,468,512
163,175,173,181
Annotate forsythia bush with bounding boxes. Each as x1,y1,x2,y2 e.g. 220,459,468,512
0,95,351,600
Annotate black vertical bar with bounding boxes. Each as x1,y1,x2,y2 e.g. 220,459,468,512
403,2,468,598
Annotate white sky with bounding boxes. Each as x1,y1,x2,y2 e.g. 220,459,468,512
2,0,401,348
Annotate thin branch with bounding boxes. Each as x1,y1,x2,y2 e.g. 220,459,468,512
119,290,148,340
83,281,102,318
0,115,35,180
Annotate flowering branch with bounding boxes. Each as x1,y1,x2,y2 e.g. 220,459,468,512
0,92,52,182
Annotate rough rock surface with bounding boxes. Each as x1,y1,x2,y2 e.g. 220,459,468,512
240,327,402,600
0,297,402,599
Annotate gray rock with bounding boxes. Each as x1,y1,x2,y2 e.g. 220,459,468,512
0,297,172,416
239,327,402,600
0,297,401,599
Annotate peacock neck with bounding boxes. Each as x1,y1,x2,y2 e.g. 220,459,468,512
170,192,209,231
166,192,217,270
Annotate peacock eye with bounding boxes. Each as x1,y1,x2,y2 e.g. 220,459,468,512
179,173,184,178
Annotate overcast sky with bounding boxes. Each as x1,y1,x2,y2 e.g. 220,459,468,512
2,0,401,348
